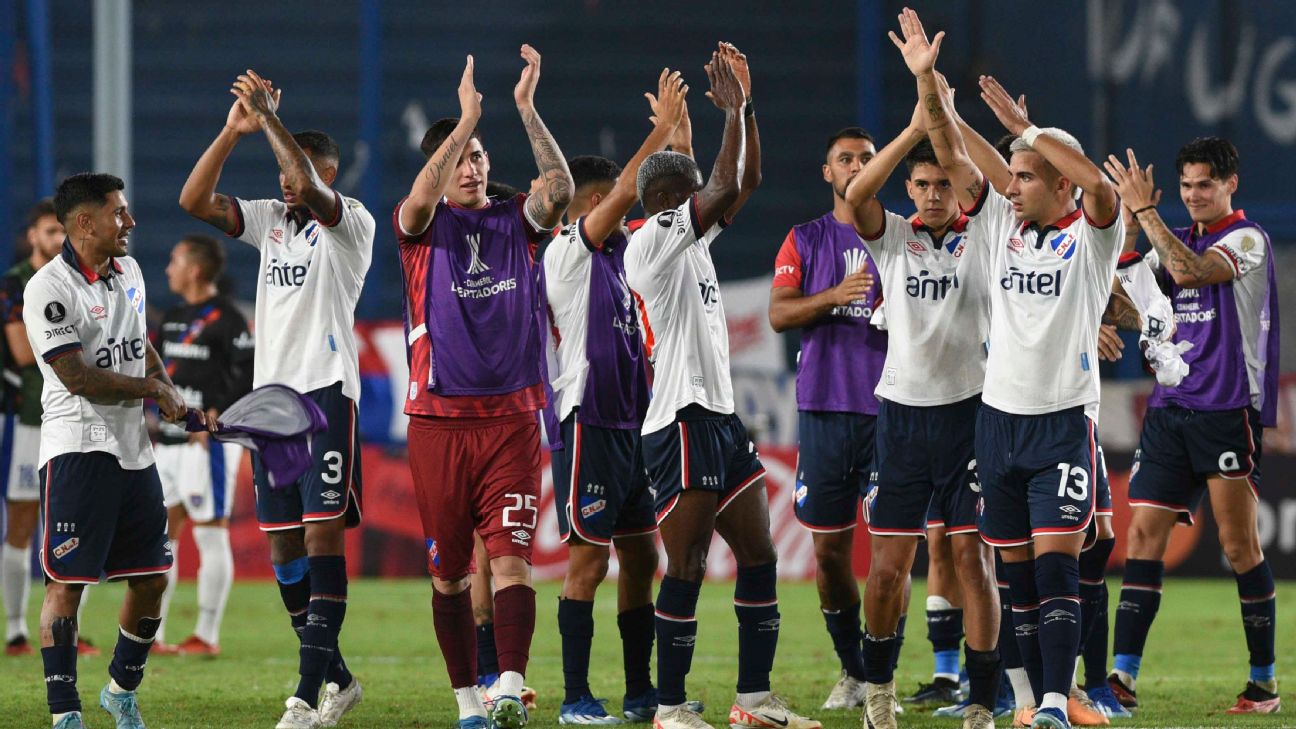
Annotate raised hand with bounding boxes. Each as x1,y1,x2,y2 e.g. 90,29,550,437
514,44,542,110
228,73,279,133
460,54,483,120
704,52,745,112
888,6,945,77
1122,185,1163,233
1104,148,1158,210
831,268,875,306
232,69,279,119
720,42,751,99
647,79,694,152
647,68,688,131
978,75,1031,135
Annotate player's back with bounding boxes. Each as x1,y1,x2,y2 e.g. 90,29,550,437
624,198,731,434
233,195,375,403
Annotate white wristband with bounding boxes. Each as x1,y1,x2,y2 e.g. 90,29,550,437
1020,125,1042,147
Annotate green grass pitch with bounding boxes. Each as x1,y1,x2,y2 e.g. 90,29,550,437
3,578,1291,728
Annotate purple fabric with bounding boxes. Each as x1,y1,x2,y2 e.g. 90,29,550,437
574,228,650,429
185,384,327,488
421,194,544,396
793,213,887,414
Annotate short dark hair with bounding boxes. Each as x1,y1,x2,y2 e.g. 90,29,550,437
420,118,483,160
180,234,226,283
825,127,875,156
1175,137,1239,179
569,155,622,191
52,173,125,224
904,139,940,175
486,181,520,200
994,134,1017,162
25,198,56,229
293,130,340,165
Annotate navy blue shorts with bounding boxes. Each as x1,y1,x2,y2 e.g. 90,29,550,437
643,405,765,523
867,397,980,538
39,452,172,584
551,414,657,546
254,382,363,531
975,405,1098,547
793,411,873,531
1129,406,1262,526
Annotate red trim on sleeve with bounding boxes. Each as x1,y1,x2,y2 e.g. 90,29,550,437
576,217,603,252
627,218,646,233
772,229,803,289
228,198,247,239
1209,244,1243,278
312,190,345,228
688,196,705,240
1117,251,1144,267
1082,195,1119,229
860,211,887,242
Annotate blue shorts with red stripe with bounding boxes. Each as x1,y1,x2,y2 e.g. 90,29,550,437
551,413,657,545
975,404,1097,547
868,396,980,538
39,452,172,584
793,411,872,532
1128,405,1262,526
254,382,363,531
643,405,765,523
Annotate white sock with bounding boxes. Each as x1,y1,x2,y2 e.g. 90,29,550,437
454,686,487,719
2,543,32,641
1007,667,1034,709
657,703,685,713
156,540,179,644
192,526,232,645
1041,691,1067,712
76,584,90,626
109,678,130,694
498,670,524,698
736,691,771,708
1112,668,1135,690
925,595,954,611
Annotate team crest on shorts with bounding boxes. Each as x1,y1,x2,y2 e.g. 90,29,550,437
579,497,606,519
189,494,204,508
52,537,79,560
425,539,439,570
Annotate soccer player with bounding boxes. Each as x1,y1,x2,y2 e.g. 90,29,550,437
151,234,253,656
911,533,965,707
545,70,687,724
26,173,188,729
2,200,66,657
1104,139,1281,715
767,125,887,712
837,104,1002,728
626,46,816,729
180,71,374,729
890,9,1124,729
394,47,572,729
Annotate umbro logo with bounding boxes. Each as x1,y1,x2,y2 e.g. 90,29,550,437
1044,609,1077,624
1060,505,1081,513
1014,624,1038,637
1244,615,1273,628
465,233,491,274
1117,600,1140,613
672,635,696,647
321,490,341,500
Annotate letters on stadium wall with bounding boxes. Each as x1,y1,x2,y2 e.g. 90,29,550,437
195,447,1296,582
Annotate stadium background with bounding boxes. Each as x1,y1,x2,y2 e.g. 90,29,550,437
2,0,1296,581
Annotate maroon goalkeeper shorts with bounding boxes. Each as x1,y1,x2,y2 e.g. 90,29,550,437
407,412,541,579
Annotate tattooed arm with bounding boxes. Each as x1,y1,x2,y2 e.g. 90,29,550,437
1104,150,1234,288
515,45,574,230
231,70,340,224
49,343,186,421
401,57,484,237
889,9,985,211
1103,289,1143,332
179,80,279,233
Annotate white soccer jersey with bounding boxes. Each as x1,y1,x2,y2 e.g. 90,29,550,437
234,193,374,402
545,219,610,422
969,187,1125,420
863,210,991,406
624,198,730,435
23,245,154,469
